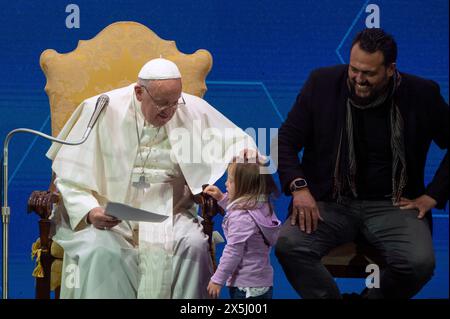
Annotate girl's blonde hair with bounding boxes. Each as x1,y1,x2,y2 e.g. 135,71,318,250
228,161,279,214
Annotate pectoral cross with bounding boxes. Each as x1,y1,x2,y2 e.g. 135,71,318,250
132,175,150,191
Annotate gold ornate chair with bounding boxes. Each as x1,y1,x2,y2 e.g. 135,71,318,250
27,21,221,299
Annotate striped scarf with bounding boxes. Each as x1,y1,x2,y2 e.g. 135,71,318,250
333,70,407,204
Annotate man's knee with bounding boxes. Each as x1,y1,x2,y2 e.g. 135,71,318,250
409,254,435,282
388,250,435,282
275,234,295,259
275,232,318,262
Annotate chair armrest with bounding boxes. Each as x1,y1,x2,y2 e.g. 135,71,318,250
193,185,225,270
27,191,60,219
193,184,225,216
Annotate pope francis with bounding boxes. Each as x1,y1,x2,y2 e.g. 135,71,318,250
46,58,257,299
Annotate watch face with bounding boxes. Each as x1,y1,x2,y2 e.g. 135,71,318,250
291,179,307,193
295,179,307,188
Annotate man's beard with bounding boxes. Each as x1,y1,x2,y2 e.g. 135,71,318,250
348,78,390,106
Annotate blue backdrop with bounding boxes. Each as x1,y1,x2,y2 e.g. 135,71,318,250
0,0,448,298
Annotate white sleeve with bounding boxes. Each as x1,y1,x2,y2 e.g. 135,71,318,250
54,177,100,230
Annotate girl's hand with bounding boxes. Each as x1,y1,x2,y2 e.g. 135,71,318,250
207,280,222,299
203,185,224,201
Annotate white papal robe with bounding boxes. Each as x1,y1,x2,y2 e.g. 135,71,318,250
47,84,255,298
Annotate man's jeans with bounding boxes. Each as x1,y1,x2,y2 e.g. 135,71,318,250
275,199,435,299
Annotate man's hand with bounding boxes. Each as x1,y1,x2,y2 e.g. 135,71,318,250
87,207,121,230
394,194,437,219
207,280,222,299
291,188,323,234
203,185,225,201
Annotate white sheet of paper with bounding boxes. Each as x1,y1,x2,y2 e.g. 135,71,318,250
105,201,169,223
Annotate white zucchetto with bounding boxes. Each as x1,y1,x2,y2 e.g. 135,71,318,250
138,58,181,80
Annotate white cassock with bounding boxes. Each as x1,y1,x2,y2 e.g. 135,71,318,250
47,83,256,298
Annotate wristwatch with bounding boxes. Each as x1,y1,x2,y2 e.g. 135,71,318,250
290,178,308,194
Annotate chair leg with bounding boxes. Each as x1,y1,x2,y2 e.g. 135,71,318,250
35,219,53,299
35,250,52,299
55,286,61,299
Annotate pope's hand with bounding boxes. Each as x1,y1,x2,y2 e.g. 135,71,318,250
237,148,267,164
87,207,121,230
239,148,257,161
203,185,224,201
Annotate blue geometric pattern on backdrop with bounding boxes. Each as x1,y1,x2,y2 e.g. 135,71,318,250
0,0,448,298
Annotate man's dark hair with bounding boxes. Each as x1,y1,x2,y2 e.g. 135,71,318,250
351,28,397,66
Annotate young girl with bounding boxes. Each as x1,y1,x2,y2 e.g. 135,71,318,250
204,161,281,299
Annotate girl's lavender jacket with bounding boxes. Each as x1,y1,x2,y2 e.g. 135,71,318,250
210,193,281,287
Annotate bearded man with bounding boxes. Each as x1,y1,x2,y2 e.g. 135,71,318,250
275,28,448,299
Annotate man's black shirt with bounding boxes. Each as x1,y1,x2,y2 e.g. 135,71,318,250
353,101,393,200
